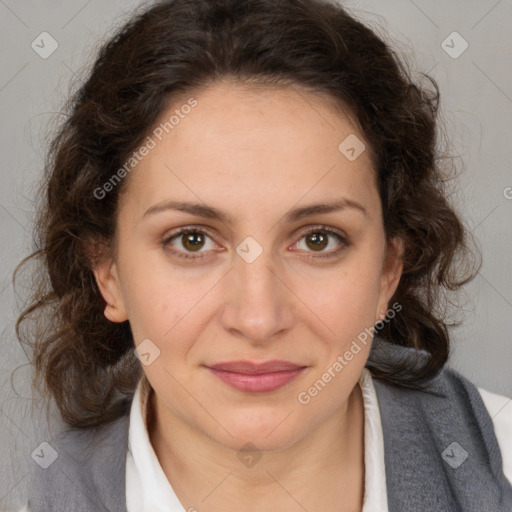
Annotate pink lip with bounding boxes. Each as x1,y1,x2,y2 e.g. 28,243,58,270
205,361,307,393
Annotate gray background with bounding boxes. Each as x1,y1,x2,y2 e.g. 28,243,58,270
0,0,511,509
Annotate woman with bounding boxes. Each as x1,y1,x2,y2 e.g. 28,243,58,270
14,0,512,510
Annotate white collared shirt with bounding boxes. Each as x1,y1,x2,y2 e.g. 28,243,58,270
124,368,512,512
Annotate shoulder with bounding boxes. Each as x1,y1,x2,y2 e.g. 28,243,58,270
371,355,502,432
27,399,132,512
371,361,497,426
368,347,512,509
367,337,504,414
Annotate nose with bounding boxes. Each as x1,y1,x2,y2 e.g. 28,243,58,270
220,245,295,346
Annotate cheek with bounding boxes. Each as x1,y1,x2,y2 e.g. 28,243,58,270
126,284,202,345
298,256,383,335
116,238,194,323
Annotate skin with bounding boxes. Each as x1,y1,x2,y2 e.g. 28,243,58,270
93,78,403,512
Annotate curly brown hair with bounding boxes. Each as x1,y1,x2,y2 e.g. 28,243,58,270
14,0,479,430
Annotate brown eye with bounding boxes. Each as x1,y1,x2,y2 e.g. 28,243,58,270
181,231,206,252
293,227,348,259
305,232,329,251
162,227,217,260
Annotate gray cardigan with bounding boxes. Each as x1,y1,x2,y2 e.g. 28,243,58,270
26,338,512,511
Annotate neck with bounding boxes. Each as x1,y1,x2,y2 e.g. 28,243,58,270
148,383,365,512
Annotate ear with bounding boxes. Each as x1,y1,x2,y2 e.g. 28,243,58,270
375,237,404,322
86,240,128,323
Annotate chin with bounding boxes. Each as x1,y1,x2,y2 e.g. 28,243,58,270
210,411,309,454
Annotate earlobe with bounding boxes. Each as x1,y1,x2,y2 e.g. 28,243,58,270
377,237,404,319
91,257,128,323
386,237,404,292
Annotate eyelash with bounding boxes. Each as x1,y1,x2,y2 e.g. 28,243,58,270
160,225,349,261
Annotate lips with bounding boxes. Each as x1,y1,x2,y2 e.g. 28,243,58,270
205,360,307,393
208,360,305,374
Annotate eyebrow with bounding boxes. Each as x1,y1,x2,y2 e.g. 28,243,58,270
142,198,368,224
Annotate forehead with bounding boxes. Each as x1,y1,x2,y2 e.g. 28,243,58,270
120,79,379,222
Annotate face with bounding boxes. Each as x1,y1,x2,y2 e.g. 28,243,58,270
93,79,403,453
